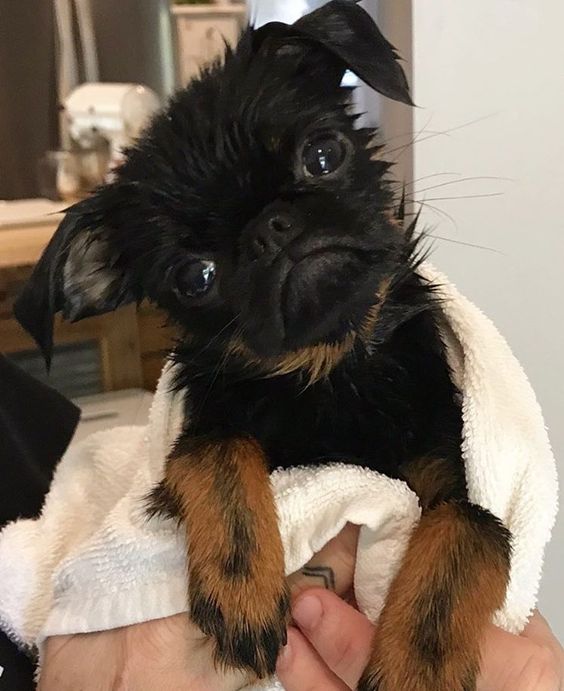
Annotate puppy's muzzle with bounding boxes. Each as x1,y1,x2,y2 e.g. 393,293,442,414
243,203,302,261
235,201,382,358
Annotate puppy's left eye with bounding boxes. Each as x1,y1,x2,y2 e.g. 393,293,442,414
302,132,350,178
173,259,216,300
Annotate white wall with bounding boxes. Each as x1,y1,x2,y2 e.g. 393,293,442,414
384,1,563,637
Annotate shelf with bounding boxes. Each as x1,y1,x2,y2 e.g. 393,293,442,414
171,4,247,17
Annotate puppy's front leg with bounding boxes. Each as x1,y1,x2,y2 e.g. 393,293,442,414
359,457,512,691
152,436,289,678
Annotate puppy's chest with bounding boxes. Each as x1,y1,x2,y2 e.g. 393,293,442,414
240,379,417,476
188,379,409,475
185,353,456,478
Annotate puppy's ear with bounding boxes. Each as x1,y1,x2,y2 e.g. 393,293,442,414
254,0,412,105
13,194,139,367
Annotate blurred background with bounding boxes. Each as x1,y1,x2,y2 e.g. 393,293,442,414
0,0,562,637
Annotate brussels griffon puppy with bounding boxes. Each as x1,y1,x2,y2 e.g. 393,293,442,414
15,1,511,688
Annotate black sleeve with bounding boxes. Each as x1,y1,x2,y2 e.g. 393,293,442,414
0,354,80,524
0,354,80,690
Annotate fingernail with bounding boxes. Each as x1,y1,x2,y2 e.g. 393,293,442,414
276,634,293,671
292,594,323,631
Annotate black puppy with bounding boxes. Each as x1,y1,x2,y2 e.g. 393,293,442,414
15,1,512,689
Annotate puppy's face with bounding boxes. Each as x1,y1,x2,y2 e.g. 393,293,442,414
120,61,401,360
15,1,413,375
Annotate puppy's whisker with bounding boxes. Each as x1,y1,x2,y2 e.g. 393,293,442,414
384,112,502,159
413,176,514,195
385,117,438,163
405,198,460,233
427,235,503,254
390,172,461,190
196,314,240,357
378,129,449,145
420,192,505,202
405,201,500,254
193,340,236,417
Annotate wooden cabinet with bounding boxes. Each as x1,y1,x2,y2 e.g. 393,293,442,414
0,221,176,393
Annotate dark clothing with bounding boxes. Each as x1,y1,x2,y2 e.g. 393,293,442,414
0,354,80,690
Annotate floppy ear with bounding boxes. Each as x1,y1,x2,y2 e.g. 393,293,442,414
13,196,139,367
253,0,412,105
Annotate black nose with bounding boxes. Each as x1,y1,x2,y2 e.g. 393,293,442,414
246,210,300,260
269,214,293,234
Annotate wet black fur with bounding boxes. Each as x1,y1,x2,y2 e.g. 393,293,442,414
14,1,512,685
173,294,464,480
15,1,465,485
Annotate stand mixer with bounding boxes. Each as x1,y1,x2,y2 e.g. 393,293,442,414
65,82,161,173
47,82,161,201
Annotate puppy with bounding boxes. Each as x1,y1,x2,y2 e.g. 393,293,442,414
15,1,512,689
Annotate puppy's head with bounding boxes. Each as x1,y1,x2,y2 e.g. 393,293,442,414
15,0,414,380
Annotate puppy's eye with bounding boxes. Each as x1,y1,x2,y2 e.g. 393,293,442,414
173,259,216,300
302,132,349,178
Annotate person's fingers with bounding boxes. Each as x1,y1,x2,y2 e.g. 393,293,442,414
478,621,563,691
289,588,374,688
39,630,125,691
522,612,564,685
523,612,564,654
125,614,248,691
40,616,250,691
287,523,360,599
276,627,350,691
477,625,529,691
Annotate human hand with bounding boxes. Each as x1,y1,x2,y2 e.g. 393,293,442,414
478,612,563,691
276,588,564,691
38,612,248,691
39,519,563,691
38,523,360,691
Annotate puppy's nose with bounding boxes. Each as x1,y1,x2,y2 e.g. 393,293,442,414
247,211,299,259
268,214,293,234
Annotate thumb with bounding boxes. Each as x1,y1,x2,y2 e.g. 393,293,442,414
278,588,374,690
287,523,360,599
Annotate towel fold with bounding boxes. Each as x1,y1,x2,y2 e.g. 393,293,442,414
0,265,558,690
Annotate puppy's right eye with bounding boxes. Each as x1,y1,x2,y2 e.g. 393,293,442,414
172,259,216,301
301,131,350,178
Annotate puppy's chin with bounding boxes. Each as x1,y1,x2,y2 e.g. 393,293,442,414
239,248,384,358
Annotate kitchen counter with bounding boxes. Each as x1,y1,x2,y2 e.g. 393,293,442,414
0,222,58,269
0,199,64,269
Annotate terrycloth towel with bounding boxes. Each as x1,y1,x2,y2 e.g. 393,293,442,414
0,266,558,690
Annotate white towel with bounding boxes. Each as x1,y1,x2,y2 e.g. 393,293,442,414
0,265,558,691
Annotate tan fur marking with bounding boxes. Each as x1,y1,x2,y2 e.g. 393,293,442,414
164,437,288,675
358,277,392,345
267,333,357,384
228,333,356,386
166,439,285,624
230,279,393,385
401,456,466,510
363,502,510,691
